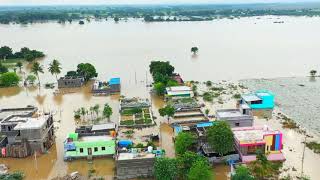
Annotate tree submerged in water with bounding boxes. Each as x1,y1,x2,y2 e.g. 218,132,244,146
310,70,317,77
191,46,199,55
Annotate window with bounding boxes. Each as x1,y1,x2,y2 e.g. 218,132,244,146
235,123,240,127
80,148,83,153
251,100,263,105
94,147,98,152
102,147,106,151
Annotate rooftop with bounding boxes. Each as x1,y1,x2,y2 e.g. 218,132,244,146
109,77,120,85
242,94,261,102
13,115,49,130
0,106,37,121
91,123,116,131
78,135,113,142
117,152,155,160
166,86,191,92
232,126,281,144
216,109,252,120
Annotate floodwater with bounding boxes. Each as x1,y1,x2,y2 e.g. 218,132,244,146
1,16,320,179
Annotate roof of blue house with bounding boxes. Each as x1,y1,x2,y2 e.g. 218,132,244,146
109,78,120,85
242,90,275,109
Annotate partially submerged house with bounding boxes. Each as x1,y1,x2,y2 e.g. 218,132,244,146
165,86,194,100
0,113,54,158
64,123,116,161
238,90,275,118
215,106,253,128
232,126,285,163
171,73,184,85
119,98,154,127
58,76,85,88
92,77,121,95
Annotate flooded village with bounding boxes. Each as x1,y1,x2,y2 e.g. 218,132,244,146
1,6,320,180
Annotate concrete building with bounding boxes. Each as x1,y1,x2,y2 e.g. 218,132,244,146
0,114,54,157
232,126,285,163
58,76,84,88
64,123,116,161
238,90,275,118
92,77,121,95
215,106,253,128
116,152,155,179
165,86,194,100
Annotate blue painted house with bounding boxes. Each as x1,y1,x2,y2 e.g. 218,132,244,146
109,77,121,93
239,90,275,118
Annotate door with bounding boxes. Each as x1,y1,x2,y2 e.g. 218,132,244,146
88,148,92,155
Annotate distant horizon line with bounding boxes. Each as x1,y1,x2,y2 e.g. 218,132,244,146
0,1,319,7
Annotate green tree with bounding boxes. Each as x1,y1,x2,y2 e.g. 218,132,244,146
248,150,278,180
26,74,37,85
16,61,23,72
159,105,175,122
48,59,62,81
310,70,317,77
31,62,44,85
167,80,179,87
0,46,13,60
0,62,8,74
177,151,205,177
0,72,20,87
93,104,100,118
24,53,36,62
154,82,166,95
207,121,234,156
76,63,98,82
191,47,199,55
149,61,175,78
188,159,213,180
175,132,196,156
103,103,113,121
232,165,254,180
154,157,178,180
114,17,120,22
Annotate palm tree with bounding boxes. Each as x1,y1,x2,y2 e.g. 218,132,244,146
103,103,113,122
93,104,100,118
31,62,44,85
191,47,199,55
48,59,62,81
16,61,23,72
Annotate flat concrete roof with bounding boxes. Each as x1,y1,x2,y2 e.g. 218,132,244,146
216,109,244,118
232,126,280,144
242,94,261,102
13,115,49,130
117,152,155,160
79,135,113,142
166,86,191,92
0,107,37,121
91,123,115,131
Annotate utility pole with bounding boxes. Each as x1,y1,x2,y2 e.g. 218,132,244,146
301,134,307,177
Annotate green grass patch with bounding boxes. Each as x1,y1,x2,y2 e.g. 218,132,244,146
120,120,134,126
144,118,152,124
306,141,320,154
121,108,142,115
135,119,145,124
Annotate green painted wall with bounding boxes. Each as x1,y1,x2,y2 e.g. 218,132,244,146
66,140,115,157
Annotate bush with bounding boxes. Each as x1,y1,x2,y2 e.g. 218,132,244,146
0,72,20,87
154,158,178,180
187,159,213,180
175,132,196,156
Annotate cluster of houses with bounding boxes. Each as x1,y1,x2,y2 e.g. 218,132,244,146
0,71,286,179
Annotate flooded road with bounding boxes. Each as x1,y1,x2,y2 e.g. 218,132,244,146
1,16,320,179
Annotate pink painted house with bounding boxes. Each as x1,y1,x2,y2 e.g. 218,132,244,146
232,126,285,163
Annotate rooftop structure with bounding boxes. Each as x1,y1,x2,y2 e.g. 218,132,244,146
216,107,253,128
0,112,54,158
75,123,116,136
165,86,194,99
92,77,121,95
64,132,116,161
171,73,184,85
0,106,37,122
240,90,275,110
232,126,285,163
120,98,150,110
58,76,84,88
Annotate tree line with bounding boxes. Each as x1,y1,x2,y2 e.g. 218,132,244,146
0,46,45,62
1,4,320,24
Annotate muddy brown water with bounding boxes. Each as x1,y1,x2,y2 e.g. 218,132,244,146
1,16,320,179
